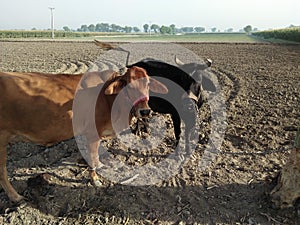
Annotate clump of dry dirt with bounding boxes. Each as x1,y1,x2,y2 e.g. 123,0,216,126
0,41,300,224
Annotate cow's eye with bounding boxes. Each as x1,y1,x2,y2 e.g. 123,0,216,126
192,84,200,96
191,84,201,98
140,79,149,88
120,80,127,87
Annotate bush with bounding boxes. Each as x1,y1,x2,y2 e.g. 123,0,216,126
253,28,300,42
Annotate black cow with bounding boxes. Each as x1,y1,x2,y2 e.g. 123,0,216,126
174,56,214,107
93,40,216,145
127,58,216,143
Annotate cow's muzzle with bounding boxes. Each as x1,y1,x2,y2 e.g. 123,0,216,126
131,96,151,118
182,97,198,112
139,109,151,117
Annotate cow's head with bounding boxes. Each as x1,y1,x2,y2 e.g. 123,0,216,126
104,66,168,118
175,56,216,108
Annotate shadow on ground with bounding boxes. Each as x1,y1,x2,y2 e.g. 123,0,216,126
1,170,299,224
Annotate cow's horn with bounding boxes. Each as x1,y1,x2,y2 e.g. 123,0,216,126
174,55,184,66
205,58,213,67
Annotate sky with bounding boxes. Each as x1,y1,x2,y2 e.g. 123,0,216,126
0,0,299,31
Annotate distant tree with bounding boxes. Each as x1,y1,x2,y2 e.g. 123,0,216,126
101,23,110,32
253,27,258,32
226,28,233,33
31,27,37,30
133,27,140,32
95,23,110,32
175,28,183,33
95,23,102,32
181,27,194,33
170,24,176,34
110,24,119,32
194,27,205,33
143,24,149,33
243,25,252,34
116,25,123,32
150,24,160,33
88,24,95,32
124,26,132,33
211,27,217,32
63,26,71,32
80,25,89,32
160,25,172,34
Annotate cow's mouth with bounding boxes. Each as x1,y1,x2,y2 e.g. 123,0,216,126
131,96,151,118
182,97,198,112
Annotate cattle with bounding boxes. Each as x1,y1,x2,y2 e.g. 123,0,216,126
127,58,216,143
0,67,168,202
93,41,216,143
174,56,214,107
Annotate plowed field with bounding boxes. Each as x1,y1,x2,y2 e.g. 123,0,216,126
0,41,299,224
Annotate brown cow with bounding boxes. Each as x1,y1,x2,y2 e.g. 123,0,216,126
0,66,168,202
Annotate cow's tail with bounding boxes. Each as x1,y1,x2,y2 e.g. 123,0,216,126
94,40,131,66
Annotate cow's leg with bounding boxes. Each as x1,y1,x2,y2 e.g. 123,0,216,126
0,132,23,202
185,110,198,155
87,140,103,187
133,118,150,136
171,112,181,143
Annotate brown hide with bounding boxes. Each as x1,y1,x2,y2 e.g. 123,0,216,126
0,67,167,202
0,72,82,202
0,72,81,145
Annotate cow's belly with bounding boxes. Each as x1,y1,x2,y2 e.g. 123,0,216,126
6,110,74,146
13,125,74,146
9,134,68,147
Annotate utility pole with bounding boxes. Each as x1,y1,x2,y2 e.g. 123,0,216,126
49,7,55,39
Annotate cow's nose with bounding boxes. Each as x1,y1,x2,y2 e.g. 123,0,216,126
139,109,151,117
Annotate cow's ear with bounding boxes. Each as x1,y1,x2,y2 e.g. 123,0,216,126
202,75,216,92
104,80,125,95
149,77,168,94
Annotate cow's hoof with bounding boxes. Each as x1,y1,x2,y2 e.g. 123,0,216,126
178,154,185,162
9,193,24,203
92,179,103,187
170,152,185,162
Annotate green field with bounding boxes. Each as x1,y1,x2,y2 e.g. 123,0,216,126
92,33,263,43
0,30,265,43
2,29,300,43
253,27,300,43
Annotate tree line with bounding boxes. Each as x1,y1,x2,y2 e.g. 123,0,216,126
63,23,222,34
253,27,300,42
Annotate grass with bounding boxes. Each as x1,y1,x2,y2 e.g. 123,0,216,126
92,33,264,43
0,32,266,43
2,30,299,44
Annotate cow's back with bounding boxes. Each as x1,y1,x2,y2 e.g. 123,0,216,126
0,72,82,145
